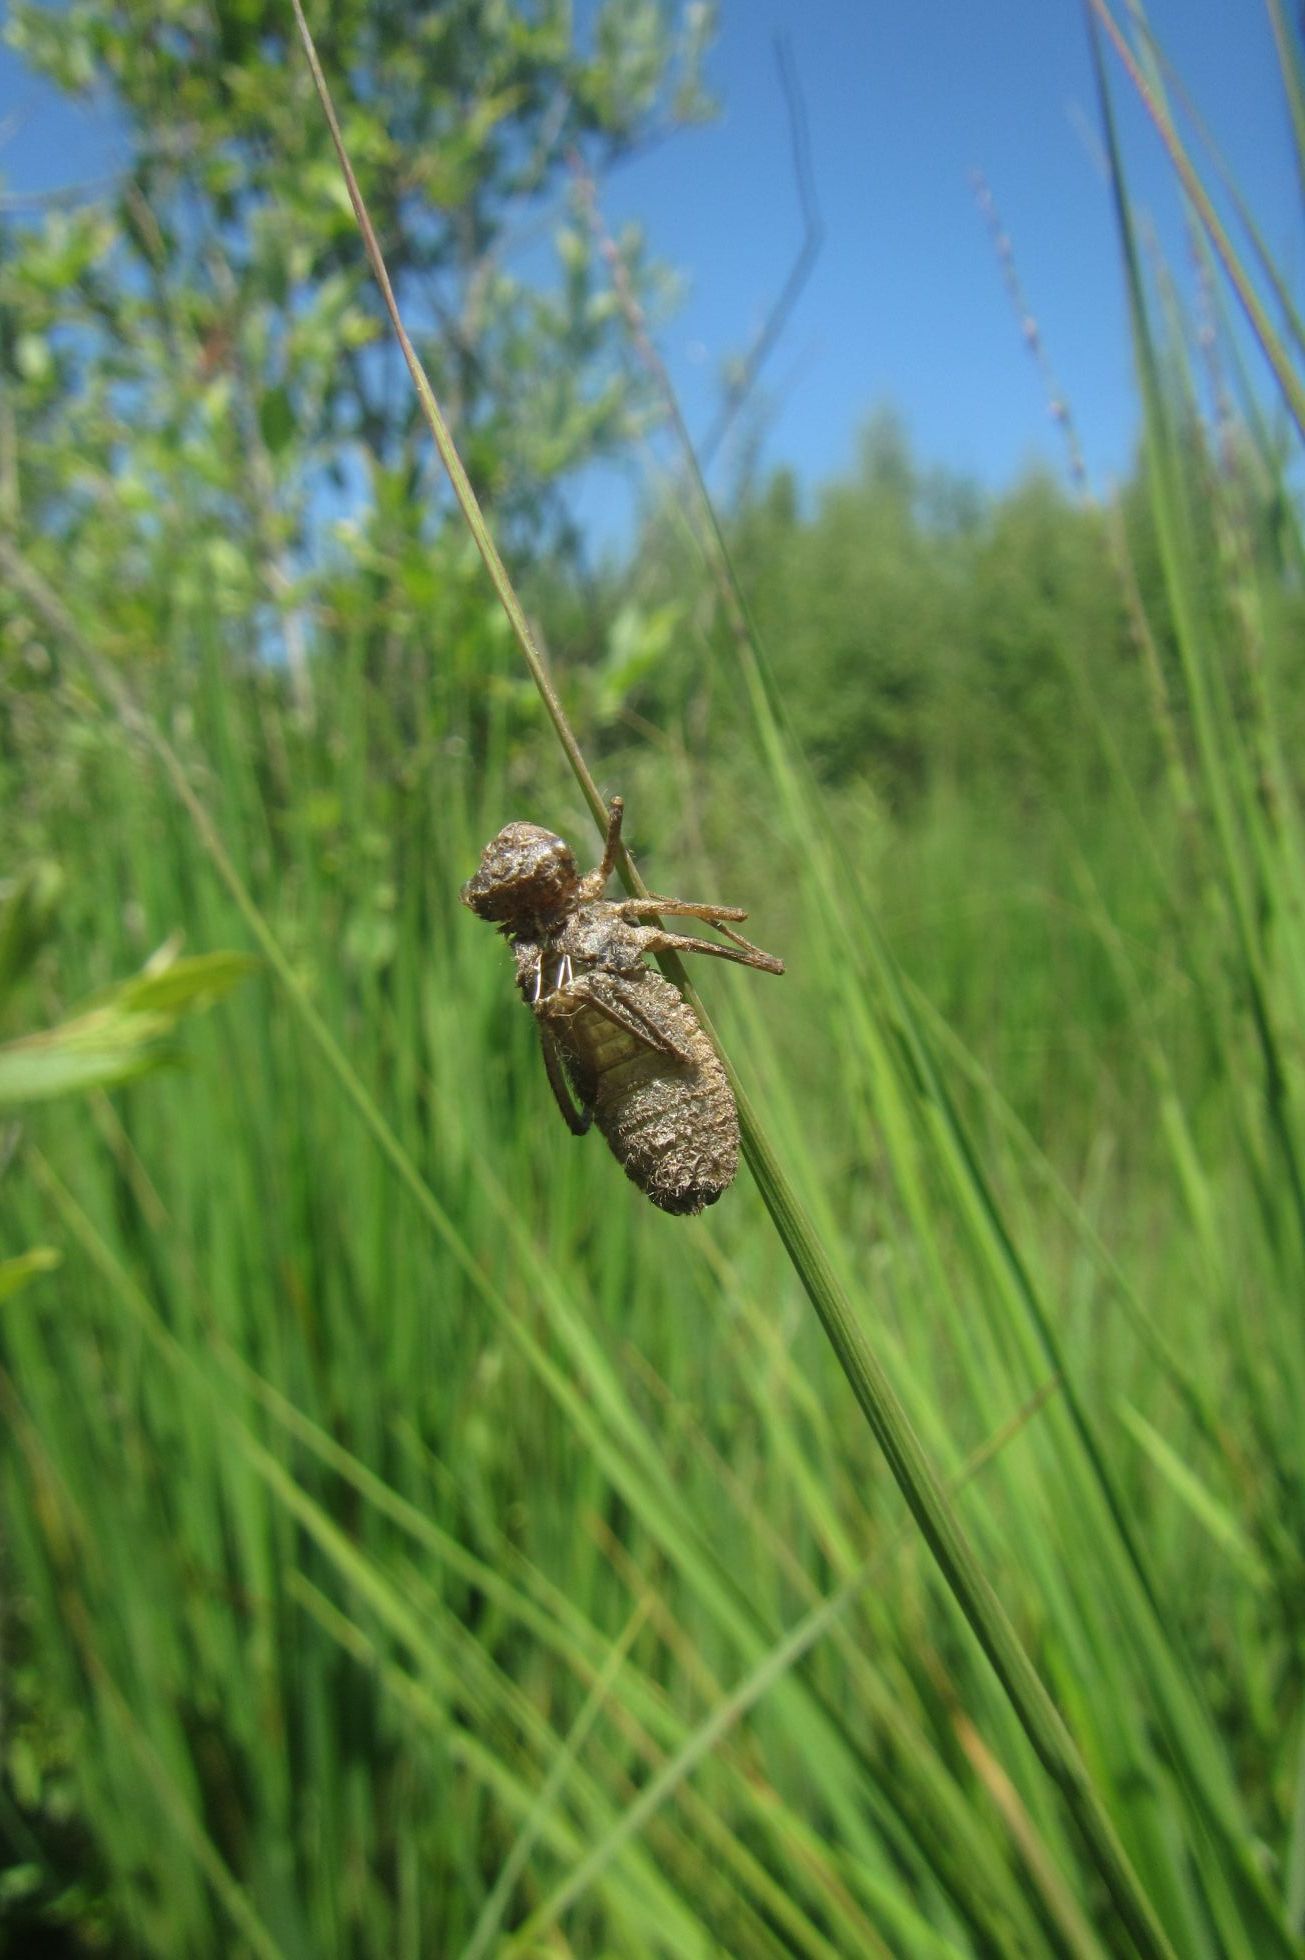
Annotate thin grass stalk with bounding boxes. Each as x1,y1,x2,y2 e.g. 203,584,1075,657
1265,0,1305,214
1088,14,1305,1266
575,153,1207,1682
578,115,1288,1941
1128,6,1305,364
9,601,946,1950
4,665,909,1942
281,6,1182,1952
460,1606,769,1960
970,166,1198,835
1289,1732,1305,1936
27,1156,736,1956
1085,0,1305,441
0,1372,288,1960
231,1330,874,1956
498,1387,1064,1959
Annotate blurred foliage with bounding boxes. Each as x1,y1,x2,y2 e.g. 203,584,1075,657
5,0,1291,828
1,4,723,1941
729,416,1139,807
1,0,715,690
592,404,1299,820
4,0,1305,1952
0,942,255,1109
0,874,253,1943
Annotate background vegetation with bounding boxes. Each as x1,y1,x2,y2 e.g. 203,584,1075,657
3,1,1304,1954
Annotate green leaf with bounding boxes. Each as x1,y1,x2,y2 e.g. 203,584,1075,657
1118,1402,1269,1589
0,1018,179,1105
115,950,259,1016
257,383,296,456
15,332,53,383
0,863,64,1016
0,950,256,1108
0,1248,63,1302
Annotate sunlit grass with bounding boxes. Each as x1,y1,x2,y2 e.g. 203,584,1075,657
3,3,1305,1954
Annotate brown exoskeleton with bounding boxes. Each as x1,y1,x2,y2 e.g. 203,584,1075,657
461,798,783,1214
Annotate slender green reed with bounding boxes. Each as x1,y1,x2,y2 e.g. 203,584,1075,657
2,4,1303,1954
282,6,1185,1951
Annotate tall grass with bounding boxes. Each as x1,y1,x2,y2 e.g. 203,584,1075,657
3,3,1305,1954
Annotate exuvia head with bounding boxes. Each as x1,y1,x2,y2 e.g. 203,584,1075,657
460,822,581,925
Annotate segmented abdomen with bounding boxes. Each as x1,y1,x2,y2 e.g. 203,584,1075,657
557,974,738,1215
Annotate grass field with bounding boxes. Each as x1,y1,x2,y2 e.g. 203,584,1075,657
3,6,1305,1955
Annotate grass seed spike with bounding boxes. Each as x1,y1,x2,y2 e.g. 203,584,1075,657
461,798,784,1214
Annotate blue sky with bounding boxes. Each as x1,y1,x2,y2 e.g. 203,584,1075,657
572,0,1298,532
2,1,1298,547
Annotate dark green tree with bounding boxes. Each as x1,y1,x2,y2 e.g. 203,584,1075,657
2,0,716,696
731,412,976,803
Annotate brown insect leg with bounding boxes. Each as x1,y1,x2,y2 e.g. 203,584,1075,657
598,797,625,880
569,971,698,1065
577,797,625,902
635,926,785,976
712,920,786,963
539,1023,593,1135
619,896,783,967
618,898,749,923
